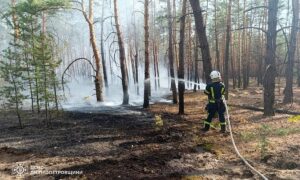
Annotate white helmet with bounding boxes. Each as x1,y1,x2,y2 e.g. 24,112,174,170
210,70,221,80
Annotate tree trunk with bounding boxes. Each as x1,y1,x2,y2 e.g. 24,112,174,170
237,0,242,88
100,2,108,88
178,0,187,114
134,46,139,95
41,13,48,121
11,0,19,40
133,11,140,95
173,0,179,73
214,0,220,71
143,0,150,108
167,0,178,104
246,29,252,87
153,42,158,91
224,0,231,99
113,0,129,105
189,0,212,83
263,0,279,116
283,0,299,103
194,39,199,92
257,19,264,86
187,11,192,89
152,0,160,90
231,32,236,89
81,0,104,101
129,45,135,85
11,0,22,128
12,73,22,129
242,0,247,89
30,20,40,113
155,44,160,88
297,35,300,87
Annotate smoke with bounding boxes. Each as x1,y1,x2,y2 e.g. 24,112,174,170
61,65,206,110
62,66,170,109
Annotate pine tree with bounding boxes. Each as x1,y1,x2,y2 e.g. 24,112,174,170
0,46,27,128
0,0,66,124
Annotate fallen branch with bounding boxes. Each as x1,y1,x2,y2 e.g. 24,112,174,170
228,104,300,115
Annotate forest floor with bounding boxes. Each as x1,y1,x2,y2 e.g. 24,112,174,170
0,81,300,180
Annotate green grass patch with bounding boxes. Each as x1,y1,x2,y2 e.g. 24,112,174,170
239,127,300,142
273,127,300,136
240,131,257,142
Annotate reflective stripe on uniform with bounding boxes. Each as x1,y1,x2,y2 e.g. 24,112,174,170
209,100,215,103
204,90,210,94
210,87,215,100
204,121,210,125
221,87,225,95
220,122,226,125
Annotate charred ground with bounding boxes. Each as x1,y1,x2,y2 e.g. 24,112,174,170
0,82,299,180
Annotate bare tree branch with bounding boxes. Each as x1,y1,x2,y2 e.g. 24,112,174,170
61,58,96,92
276,26,300,33
232,26,267,34
244,6,268,13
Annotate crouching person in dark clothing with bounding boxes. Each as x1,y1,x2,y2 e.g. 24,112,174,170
202,70,226,133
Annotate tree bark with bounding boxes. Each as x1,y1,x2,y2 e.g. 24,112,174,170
134,46,139,95
189,0,212,83
187,8,192,89
167,0,178,104
129,44,136,85
263,0,279,116
283,0,299,103
194,39,199,92
100,2,108,88
178,0,187,114
297,35,300,87
237,1,242,88
231,32,236,89
81,0,103,101
11,0,22,128
257,18,264,86
173,0,179,73
11,0,19,40
113,0,129,105
154,44,160,88
152,0,160,90
242,0,247,89
143,0,150,108
41,12,49,120
133,11,140,95
224,0,232,99
214,0,220,71
153,42,158,91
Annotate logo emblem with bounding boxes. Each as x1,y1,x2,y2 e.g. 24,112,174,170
12,163,27,176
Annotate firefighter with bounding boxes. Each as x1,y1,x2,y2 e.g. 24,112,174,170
202,70,226,133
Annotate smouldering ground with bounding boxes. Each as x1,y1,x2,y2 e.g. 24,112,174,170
0,82,299,179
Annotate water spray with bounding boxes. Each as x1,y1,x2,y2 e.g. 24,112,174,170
170,78,206,88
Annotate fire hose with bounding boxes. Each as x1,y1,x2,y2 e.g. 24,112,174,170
222,96,268,180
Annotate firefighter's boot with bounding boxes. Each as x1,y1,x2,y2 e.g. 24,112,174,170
201,123,210,133
220,125,226,133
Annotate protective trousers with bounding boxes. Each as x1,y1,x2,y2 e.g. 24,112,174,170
203,100,226,132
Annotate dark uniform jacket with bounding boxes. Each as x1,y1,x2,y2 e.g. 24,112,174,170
204,82,226,103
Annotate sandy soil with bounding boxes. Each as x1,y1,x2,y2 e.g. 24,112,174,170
0,82,299,180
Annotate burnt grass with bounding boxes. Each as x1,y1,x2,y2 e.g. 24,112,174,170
0,107,200,179
54,110,192,179
0,88,300,179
